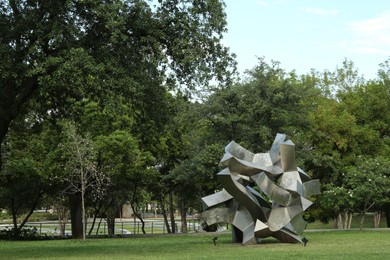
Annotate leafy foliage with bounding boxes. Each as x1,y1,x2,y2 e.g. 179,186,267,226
344,156,390,214
3,0,390,232
0,227,39,241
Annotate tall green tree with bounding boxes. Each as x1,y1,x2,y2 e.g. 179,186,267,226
344,156,390,229
0,0,236,168
0,116,48,236
303,59,390,226
97,129,156,235
319,184,354,229
200,58,318,152
59,121,107,240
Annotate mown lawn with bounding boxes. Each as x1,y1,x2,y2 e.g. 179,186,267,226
1,230,390,259
306,213,388,229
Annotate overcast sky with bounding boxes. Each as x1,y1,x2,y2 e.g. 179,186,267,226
223,0,390,79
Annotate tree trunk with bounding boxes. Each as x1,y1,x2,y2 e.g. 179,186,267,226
69,193,83,239
344,211,348,229
343,211,353,229
360,212,366,230
337,210,343,229
10,192,42,236
374,212,381,228
96,217,104,235
106,200,117,236
180,199,188,233
130,202,146,234
10,198,18,230
160,198,171,233
348,212,353,229
88,201,102,235
385,209,390,228
81,179,86,240
333,218,337,229
128,182,146,234
94,198,114,235
106,216,115,236
0,76,38,169
18,192,42,231
57,206,68,236
169,192,176,233
106,197,117,236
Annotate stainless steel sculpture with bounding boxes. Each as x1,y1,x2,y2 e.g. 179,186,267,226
201,134,320,245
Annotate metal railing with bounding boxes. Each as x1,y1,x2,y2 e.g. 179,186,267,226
0,218,212,237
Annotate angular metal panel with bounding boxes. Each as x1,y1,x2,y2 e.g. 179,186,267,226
253,153,273,167
251,172,292,206
232,207,253,231
220,156,268,176
299,196,313,211
269,133,286,165
267,204,302,232
201,189,233,210
224,141,254,162
280,140,297,172
242,223,257,245
202,207,235,226
218,168,267,222
297,167,312,182
246,185,271,208
254,220,272,238
229,157,264,176
278,171,303,196
231,207,257,245
289,213,308,236
303,179,321,198
272,228,303,244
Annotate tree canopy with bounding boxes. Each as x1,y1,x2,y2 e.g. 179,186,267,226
0,0,236,167
2,0,390,238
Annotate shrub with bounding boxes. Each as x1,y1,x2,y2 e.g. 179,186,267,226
0,227,40,240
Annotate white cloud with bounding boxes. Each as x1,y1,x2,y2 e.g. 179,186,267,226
255,1,270,7
350,47,390,55
347,11,390,55
349,11,390,38
302,7,340,16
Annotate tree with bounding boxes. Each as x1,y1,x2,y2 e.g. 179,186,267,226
344,156,390,229
96,130,155,235
0,116,48,237
59,121,107,240
0,158,45,234
318,184,354,229
301,60,390,227
301,60,375,183
169,142,225,232
148,93,192,233
0,0,236,169
200,58,318,154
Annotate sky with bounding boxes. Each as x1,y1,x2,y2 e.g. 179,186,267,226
223,0,390,80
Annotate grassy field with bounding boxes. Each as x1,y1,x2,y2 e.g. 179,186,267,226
306,213,388,229
1,230,390,259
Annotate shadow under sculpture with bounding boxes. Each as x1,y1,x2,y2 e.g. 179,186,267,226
201,133,320,245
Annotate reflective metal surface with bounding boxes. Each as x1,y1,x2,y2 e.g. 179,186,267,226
201,134,321,245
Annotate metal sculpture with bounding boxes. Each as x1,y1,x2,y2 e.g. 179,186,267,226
201,133,320,245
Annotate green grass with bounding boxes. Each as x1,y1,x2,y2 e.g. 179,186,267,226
1,230,390,259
